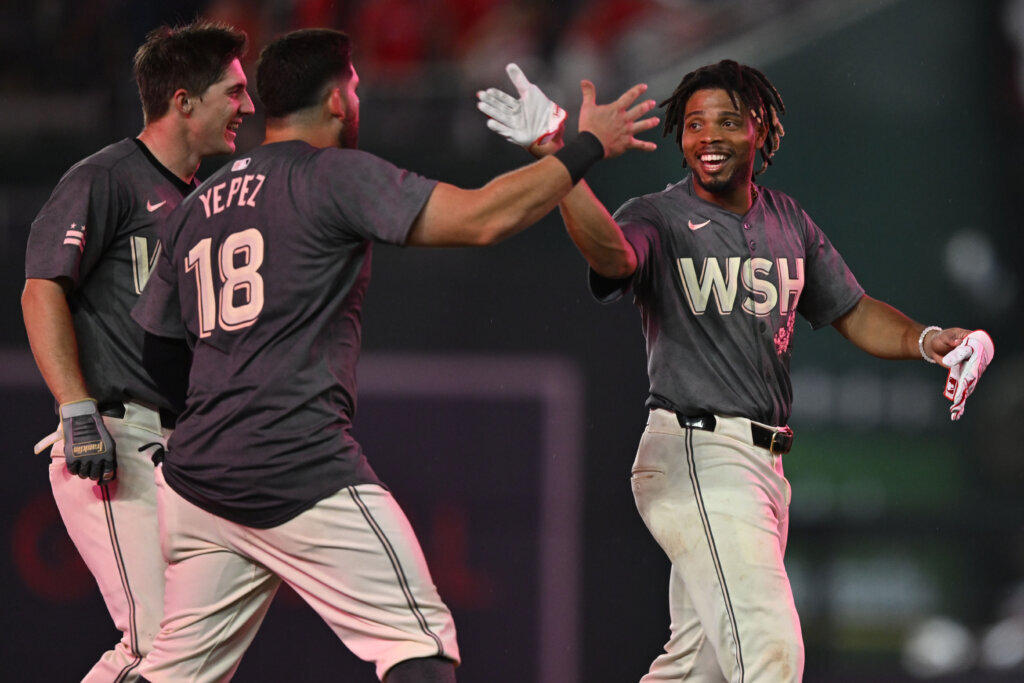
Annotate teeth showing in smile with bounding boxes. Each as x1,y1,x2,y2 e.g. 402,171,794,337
701,153,727,163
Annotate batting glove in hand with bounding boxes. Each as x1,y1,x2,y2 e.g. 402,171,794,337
477,63,566,147
941,329,994,421
60,399,116,482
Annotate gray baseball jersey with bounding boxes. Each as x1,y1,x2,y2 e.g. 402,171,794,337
133,140,438,528
25,138,195,411
592,175,863,426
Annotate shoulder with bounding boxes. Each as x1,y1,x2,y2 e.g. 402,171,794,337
59,139,153,190
757,185,809,217
251,143,400,184
69,139,140,174
307,148,436,207
307,147,407,177
758,185,824,235
638,178,691,207
613,178,691,228
37,143,137,214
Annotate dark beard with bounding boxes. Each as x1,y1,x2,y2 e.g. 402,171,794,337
339,121,359,149
693,172,740,196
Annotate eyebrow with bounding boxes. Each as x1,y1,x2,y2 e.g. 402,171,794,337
684,109,742,119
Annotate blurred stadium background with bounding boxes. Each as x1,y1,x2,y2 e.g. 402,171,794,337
2,0,1023,680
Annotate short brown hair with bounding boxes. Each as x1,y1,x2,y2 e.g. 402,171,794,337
134,21,248,123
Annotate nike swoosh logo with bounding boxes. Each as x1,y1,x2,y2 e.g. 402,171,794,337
147,200,167,212
688,219,711,231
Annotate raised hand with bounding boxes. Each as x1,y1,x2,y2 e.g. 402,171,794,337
577,80,659,159
476,63,566,147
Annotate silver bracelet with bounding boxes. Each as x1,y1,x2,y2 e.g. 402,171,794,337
918,325,941,363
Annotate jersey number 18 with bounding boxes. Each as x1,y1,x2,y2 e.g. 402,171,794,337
185,228,265,338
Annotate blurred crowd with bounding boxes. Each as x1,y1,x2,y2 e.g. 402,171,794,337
1,0,806,98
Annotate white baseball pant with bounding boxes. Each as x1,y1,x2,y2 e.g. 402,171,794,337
48,401,171,682
632,409,803,682
140,469,459,682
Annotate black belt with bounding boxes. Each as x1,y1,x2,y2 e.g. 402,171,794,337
99,402,178,429
675,412,793,455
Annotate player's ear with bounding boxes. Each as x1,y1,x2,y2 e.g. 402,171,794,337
327,87,346,121
754,117,768,148
173,89,192,116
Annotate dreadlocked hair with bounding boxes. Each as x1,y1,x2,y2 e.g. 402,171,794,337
661,59,786,177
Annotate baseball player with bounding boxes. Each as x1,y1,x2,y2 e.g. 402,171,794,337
21,22,253,681
477,61,994,681
130,28,657,683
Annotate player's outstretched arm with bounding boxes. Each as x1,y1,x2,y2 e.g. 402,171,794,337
831,295,970,361
561,79,654,279
558,180,638,279
407,79,657,248
476,65,651,278
832,295,993,421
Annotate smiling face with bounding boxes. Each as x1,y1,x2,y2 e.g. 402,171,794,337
681,88,766,212
187,58,255,156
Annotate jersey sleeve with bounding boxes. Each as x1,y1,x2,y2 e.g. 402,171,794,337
310,149,437,246
797,211,865,329
131,222,186,341
588,197,662,303
25,162,122,286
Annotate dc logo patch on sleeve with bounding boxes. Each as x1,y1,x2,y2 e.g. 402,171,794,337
63,223,86,252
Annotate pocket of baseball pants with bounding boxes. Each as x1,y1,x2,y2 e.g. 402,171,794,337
631,466,666,520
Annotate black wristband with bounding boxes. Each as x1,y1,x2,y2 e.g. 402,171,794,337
554,132,605,185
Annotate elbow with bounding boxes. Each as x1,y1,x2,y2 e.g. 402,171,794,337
21,277,64,315
470,214,518,247
21,279,40,312
468,225,501,247
597,260,636,280
591,250,637,281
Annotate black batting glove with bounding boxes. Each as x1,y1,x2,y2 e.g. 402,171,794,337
60,399,116,482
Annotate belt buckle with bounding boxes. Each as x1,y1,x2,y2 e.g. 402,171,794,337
769,426,793,455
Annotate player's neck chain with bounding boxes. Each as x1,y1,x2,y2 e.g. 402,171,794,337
751,184,759,204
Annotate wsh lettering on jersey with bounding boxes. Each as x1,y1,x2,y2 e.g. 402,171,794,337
677,256,804,316
130,236,161,294
197,173,266,217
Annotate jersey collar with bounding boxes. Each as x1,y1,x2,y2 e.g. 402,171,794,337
133,138,197,197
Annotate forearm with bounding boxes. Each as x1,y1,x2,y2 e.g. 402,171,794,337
21,278,90,403
529,139,636,278
560,181,636,279
407,154,575,247
476,155,577,243
832,295,924,360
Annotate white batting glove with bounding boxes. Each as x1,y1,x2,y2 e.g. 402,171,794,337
476,63,566,147
941,329,994,421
